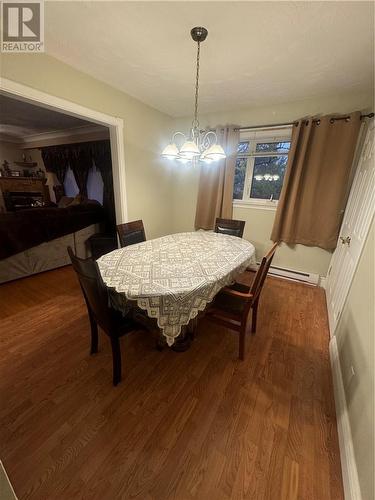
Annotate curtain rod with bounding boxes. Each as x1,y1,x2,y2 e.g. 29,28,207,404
235,112,374,131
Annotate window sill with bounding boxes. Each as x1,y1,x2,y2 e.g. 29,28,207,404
232,200,278,211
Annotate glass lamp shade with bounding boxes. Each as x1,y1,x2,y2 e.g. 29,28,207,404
199,150,213,164
161,143,179,159
204,144,226,161
179,140,201,159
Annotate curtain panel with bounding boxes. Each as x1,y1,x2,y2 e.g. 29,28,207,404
41,140,115,229
41,147,69,185
195,126,240,230
69,149,92,197
271,112,362,250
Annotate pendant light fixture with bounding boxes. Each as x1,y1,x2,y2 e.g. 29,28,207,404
161,27,226,165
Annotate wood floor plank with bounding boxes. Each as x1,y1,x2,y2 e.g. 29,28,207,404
0,266,344,499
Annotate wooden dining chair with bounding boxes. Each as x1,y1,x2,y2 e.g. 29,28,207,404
67,246,137,386
206,242,278,360
117,220,146,248
214,218,246,238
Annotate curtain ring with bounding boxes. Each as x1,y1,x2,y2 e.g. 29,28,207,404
345,117,351,122
316,119,321,126
330,118,335,124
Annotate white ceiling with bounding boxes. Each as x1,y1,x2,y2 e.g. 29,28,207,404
45,1,374,117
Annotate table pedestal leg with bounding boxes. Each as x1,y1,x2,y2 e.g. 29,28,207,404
171,325,192,352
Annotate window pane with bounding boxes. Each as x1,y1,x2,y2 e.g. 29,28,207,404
63,166,79,197
250,155,288,200
237,141,249,154
233,157,247,199
255,141,291,153
87,166,104,204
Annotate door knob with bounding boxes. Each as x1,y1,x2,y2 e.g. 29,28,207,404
340,236,351,245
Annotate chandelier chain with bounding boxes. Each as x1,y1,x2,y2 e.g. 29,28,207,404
192,41,201,131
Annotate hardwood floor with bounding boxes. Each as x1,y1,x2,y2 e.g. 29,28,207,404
0,266,344,499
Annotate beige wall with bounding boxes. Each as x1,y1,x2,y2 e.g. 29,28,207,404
335,217,374,500
0,53,173,239
0,141,45,176
0,140,25,170
169,91,373,276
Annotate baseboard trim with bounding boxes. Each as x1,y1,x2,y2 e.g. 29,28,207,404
329,336,362,500
319,275,327,289
249,262,321,286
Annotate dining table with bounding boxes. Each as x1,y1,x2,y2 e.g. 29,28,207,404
96,231,256,347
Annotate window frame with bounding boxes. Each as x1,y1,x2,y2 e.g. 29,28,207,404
233,126,292,211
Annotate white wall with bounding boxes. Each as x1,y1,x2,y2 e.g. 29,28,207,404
335,217,374,500
168,90,373,276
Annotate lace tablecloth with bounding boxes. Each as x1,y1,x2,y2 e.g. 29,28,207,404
97,232,256,345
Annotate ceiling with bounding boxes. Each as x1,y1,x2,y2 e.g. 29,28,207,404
44,2,374,117
0,94,104,140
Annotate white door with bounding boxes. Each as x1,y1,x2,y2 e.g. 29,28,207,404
326,120,375,335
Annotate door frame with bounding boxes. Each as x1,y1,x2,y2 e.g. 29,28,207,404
0,77,128,224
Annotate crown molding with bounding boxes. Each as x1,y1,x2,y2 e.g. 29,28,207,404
20,124,109,146
0,134,23,144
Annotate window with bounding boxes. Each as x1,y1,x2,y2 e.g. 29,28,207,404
233,127,292,208
87,165,104,204
63,166,79,197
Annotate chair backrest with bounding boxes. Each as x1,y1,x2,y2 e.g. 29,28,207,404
67,246,113,332
117,220,146,248
214,218,246,238
250,242,278,303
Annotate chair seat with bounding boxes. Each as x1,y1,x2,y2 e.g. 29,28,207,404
204,243,279,361
208,282,251,320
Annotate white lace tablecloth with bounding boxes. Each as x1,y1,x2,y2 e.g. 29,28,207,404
97,232,256,345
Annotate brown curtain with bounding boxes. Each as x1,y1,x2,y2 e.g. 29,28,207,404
195,126,240,230
271,112,361,250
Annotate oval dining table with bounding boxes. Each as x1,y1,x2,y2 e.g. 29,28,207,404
97,231,256,348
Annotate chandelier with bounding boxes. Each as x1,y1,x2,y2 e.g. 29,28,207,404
161,27,226,165
254,174,280,181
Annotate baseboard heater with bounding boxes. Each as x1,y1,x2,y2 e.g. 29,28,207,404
249,263,320,286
